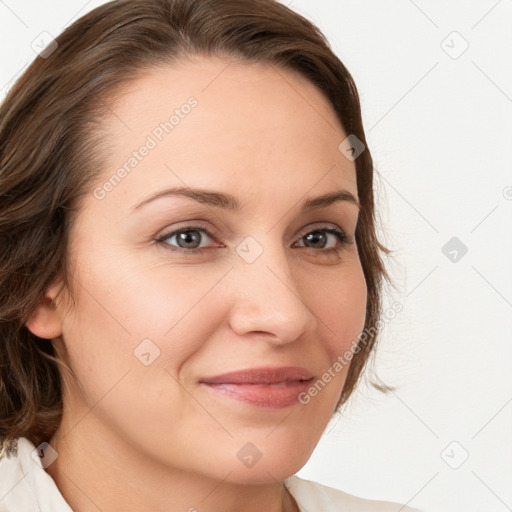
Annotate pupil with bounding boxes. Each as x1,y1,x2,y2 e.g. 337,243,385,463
305,231,326,248
178,230,201,248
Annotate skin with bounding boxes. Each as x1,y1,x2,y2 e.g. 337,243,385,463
26,55,367,512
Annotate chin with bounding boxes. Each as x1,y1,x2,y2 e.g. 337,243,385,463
211,439,314,485
222,462,308,486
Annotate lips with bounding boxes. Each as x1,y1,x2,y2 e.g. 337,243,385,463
199,366,315,408
199,366,314,385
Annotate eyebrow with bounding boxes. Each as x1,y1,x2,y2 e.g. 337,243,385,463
131,186,360,212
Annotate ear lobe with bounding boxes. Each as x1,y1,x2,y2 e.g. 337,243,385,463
25,281,66,340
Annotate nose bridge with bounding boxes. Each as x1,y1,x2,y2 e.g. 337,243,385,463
228,233,318,342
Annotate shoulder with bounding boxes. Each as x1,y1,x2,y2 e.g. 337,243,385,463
284,475,424,512
0,438,25,492
0,438,37,510
0,437,72,512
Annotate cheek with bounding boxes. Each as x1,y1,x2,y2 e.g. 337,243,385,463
57,256,220,439
113,262,232,364
309,259,368,362
60,251,230,376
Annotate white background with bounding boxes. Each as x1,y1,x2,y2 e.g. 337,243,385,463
1,1,511,511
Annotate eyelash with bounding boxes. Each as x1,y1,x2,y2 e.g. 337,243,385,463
155,224,353,256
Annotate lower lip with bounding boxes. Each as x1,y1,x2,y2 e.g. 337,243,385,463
200,380,313,409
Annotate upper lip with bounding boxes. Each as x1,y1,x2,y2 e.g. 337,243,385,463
199,366,314,385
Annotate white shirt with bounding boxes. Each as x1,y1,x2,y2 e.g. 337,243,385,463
0,438,422,511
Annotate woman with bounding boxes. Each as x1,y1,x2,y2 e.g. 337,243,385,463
0,0,422,510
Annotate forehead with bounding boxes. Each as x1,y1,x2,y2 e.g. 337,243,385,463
94,55,357,210
106,55,343,127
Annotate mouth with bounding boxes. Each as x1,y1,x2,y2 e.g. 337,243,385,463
199,366,315,409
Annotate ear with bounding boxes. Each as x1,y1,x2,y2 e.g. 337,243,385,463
25,280,66,340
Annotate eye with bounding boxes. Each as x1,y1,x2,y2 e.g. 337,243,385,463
156,226,218,251
294,227,350,253
155,224,353,255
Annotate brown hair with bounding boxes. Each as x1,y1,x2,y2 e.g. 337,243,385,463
0,0,391,458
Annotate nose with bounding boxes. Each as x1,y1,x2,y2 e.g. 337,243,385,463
227,242,318,345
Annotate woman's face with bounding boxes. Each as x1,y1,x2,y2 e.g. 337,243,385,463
44,56,367,484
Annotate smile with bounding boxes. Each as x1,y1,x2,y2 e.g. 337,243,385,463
199,366,315,408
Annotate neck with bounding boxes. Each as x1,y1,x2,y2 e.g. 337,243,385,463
44,415,299,512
